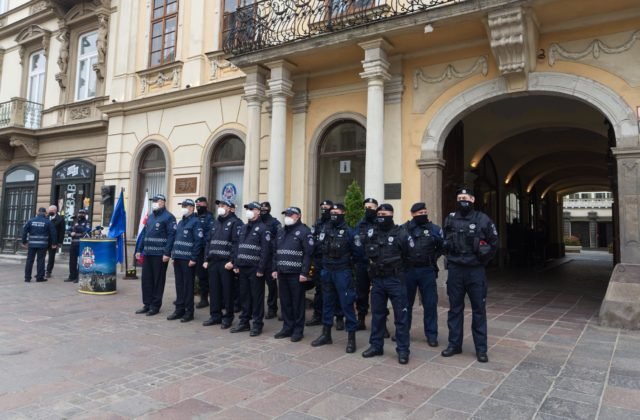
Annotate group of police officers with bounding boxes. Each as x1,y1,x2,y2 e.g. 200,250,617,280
126,186,498,365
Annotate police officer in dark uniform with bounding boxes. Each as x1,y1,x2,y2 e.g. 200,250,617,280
135,194,177,316
361,204,412,365
167,199,204,323
306,199,333,327
230,201,272,336
441,187,498,363
403,202,443,347
202,198,243,328
45,205,65,279
22,207,57,282
195,197,214,309
66,209,92,283
272,207,314,342
353,197,378,330
311,203,358,353
260,201,281,319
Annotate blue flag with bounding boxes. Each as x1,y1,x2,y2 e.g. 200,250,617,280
108,190,126,264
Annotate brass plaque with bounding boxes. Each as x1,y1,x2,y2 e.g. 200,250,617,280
175,177,197,194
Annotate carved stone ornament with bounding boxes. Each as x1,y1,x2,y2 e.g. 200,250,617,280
30,0,49,14
9,136,38,157
93,14,108,80
55,26,70,89
549,30,640,66
139,64,182,94
413,56,488,89
70,106,91,120
208,53,237,80
15,25,52,65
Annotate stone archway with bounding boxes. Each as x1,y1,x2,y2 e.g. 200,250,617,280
418,72,639,263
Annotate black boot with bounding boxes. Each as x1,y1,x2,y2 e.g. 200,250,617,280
305,314,322,327
335,317,345,331
196,294,209,309
357,314,366,331
346,331,356,353
311,325,333,347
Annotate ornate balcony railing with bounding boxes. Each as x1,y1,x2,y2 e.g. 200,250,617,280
0,98,43,130
223,0,465,55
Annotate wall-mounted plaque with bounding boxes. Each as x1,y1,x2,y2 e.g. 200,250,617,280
175,177,197,194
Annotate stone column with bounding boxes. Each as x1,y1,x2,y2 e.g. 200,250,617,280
359,39,391,201
588,211,598,249
612,147,640,263
563,211,571,238
416,156,445,225
242,66,268,202
266,60,294,217
291,76,309,216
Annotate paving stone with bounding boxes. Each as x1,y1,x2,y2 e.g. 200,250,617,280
378,380,439,408
598,405,640,420
345,398,413,419
547,387,601,405
303,391,366,418
244,386,316,417
331,375,394,400
473,398,538,420
501,370,554,392
276,411,323,420
428,389,486,413
539,396,598,419
145,398,222,419
408,403,469,419
603,385,640,411
103,394,166,417
490,383,547,406
554,377,604,396
447,378,496,396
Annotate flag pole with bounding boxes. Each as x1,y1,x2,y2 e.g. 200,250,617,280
123,187,138,279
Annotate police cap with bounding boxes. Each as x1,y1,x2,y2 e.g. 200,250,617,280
38,207,47,214
215,198,234,207
260,201,271,211
195,196,208,204
282,206,301,216
78,208,88,215
363,197,378,206
456,186,474,197
244,201,261,210
332,203,346,211
320,199,333,207
410,202,426,213
152,194,166,202
179,199,195,207
377,203,394,213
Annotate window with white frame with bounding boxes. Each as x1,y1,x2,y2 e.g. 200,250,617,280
0,0,8,14
75,31,98,101
27,50,46,104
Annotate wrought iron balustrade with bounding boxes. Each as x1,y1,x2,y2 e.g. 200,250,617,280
223,0,465,55
0,98,43,130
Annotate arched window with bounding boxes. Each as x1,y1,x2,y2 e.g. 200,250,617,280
137,146,166,229
317,120,366,205
210,136,244,206
1,165,38,252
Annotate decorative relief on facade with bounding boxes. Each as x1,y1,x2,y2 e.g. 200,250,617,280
93,14,108,80
412,57,489,114
15,24,52,65
548,31,640,87
140,67,181,94
55,26,70,89
30,0,49,14
207,52,238,80
9,136,38,157
69,106,91,120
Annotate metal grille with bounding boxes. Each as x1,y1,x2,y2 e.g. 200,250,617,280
2,186,36,252
223,0,464,55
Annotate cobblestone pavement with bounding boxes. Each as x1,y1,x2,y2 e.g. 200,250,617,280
1,251,639,419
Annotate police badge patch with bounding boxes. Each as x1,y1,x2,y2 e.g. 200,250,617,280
354,235,361,247
309,238,314,246
184,230,189,235
295,231,300,236
319,232,325,241
409,237,415,248
388,237,394,243
367,228,374,238
265,232,271,241
470,223,476,230
198,231,203,238
255,226,259,231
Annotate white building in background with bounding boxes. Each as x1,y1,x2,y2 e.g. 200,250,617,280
563,192,614,249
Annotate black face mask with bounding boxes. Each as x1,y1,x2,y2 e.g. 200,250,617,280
413,215,428,225
321,208,330,221
375,215,394,230
365,208,377,221
457,200,473,216
260,209,269,216
78,216,86,222
196,207,207,215
330,214,345,225
48,212,55,217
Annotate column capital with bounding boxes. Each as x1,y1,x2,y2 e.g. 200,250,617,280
359,38,392,81
242,65,269,103
266,59,296,98
417,157,446,170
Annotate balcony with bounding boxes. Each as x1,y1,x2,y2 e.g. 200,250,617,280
563,198,614,209
223,0,465,56
0,98,43,130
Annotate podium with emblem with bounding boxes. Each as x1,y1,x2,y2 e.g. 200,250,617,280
78,238,117,295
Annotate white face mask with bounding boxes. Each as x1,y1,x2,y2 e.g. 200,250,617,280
245,210,255,220
217,207,227,216
180,208,189,216
284,216,295,226
151,202,160,211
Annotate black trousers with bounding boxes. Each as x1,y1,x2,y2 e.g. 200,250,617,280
278,273,306,337
196,251,208,296
141,255,169,311
208,260,234,324
238,267,265,329
355,262,371,316
25,247,46,280
311,265,343,319
266,274,278,313
446,264,488,353
69,244,80,280
173,259,195,316
46,246,57,275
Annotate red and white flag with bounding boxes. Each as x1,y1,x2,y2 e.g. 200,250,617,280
135,191,149,265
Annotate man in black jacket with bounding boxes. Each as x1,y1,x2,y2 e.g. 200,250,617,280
45,205,65,279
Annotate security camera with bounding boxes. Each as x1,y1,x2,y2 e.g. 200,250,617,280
185,84,191,89
424,24,434,34
111,98,117,103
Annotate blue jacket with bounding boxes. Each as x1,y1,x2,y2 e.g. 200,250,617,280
68,218,91,247
172,213,204,261
352,216,376,265
317,220,355,270
197,211,214,242
233,219,272,273
402,219,443,267
443,209,499,267
272,221,314,277
136,208,177,257
22,214,56,249
261,213,280,271
204,213,243,262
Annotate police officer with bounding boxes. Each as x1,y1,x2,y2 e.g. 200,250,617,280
441,187,498,363
306,199,333,327
260,201,281,319
195,197,214,309
230,201,272,336
361,204,412,365
403,202,443,347
312,203,358,353
135,194,177,316
353,198,378,330
202,198,243,328
45,205,65,279
167,199,203,323
272,207,314,342
22,207,57,282
66,209,91,283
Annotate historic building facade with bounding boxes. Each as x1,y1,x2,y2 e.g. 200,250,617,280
93,0,640,271
0,0,110,252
